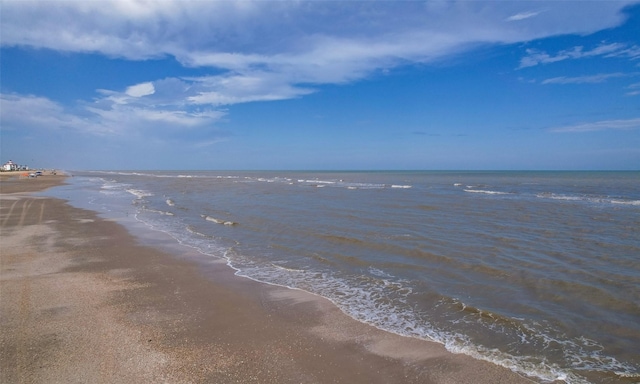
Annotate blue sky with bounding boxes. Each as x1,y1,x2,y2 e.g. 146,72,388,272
1,1,639,170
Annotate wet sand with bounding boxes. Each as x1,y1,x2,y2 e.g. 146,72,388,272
0,174,533,383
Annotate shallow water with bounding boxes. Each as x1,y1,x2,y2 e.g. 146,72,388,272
50,171,640,383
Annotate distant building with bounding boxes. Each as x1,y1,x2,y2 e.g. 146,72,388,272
2,160,28,171
2,160,17,171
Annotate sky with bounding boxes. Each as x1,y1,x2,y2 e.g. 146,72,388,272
1,1,639,171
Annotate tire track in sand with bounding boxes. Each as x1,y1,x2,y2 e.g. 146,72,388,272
10,198,45,383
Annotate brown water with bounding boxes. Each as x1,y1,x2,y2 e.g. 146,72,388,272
56,171,640,383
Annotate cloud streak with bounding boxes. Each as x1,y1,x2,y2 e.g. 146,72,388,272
3,1,636,93
506,11,542,22
550,118,640,133
541,72,629,84
1,0,639,148
627,82,640,96
1,90,227,138
0,93,90,133
518,43,632,68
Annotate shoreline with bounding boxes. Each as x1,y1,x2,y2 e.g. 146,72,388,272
0,175,533,383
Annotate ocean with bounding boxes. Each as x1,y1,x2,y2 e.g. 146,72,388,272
45,171,639,383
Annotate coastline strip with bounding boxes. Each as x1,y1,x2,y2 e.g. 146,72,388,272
0,174,532,383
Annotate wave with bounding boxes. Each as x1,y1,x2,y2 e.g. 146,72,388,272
253,265,611,383
342,183,385,189
464,189,510,195
271,263,306,272
200,214,236,226
292,178,393,190
429,297,639,383
536,193,640,206
320,234,366,245
126,188,153,199
86,170,242,179
142,207,174,216
611,199,640,206
185,225,216,239
460,187,640,208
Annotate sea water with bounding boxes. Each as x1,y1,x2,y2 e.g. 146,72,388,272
47,171,639,383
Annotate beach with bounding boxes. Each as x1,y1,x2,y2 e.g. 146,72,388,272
0,173,534,383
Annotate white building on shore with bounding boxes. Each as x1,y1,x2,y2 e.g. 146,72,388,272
2,160,29,171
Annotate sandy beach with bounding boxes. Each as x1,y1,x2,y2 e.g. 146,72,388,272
0,174,533,383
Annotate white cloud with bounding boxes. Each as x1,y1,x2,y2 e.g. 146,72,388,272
186,72,315,106
626,82,640,96
125,82,155,97
2,1,637,88
84,97,226,133
550,118,640,133
0,93,92,132
519,43,628,68
2,0,639,142
605,45,640,60
1,91,226,139
541,73,628,84
506,11,542,22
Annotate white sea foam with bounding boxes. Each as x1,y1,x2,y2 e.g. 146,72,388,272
464,189,510,195
611,199,640,206
368,266,394,279
271,263,306,272
100,183,121,190
339,182,385,189
186,226,208,237
216,243,637,384
311,180,336,184
537,193,640,206
292,178,393,190
236,265,596,383
201,214,224,224
126,188,153,199
201,214,236,226
143,207,174,216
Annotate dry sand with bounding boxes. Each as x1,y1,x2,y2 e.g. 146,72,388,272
0,174,534,383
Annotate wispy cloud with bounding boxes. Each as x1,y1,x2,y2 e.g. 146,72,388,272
550,118,640,133
506,11,542,22
1,90,227,138
1,0,638,142
2,1,636,106
185,72,316,106
0,93,90,132
626,82,640,96
605,45,640,60
541,72,628,84
519,43,628,68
